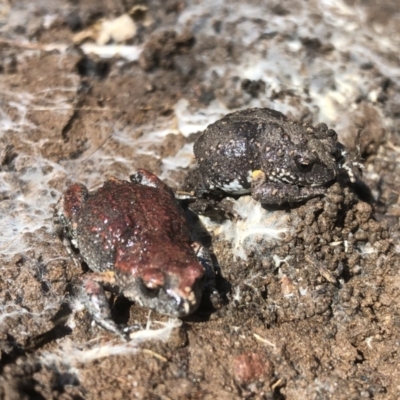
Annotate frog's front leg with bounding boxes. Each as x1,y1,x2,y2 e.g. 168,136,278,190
76,270,130,339
191,242,222,310
251,170,325,205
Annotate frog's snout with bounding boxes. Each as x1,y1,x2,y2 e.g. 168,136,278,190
135,262,205,317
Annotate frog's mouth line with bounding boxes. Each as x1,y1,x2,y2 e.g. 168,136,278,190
134,288,199,317
310,182,330,187
274,176,334,187
272,165,337,187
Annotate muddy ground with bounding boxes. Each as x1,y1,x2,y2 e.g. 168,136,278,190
1,0,400,399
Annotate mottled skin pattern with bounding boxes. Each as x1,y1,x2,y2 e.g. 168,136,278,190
57,169,207,338
189,108,346,205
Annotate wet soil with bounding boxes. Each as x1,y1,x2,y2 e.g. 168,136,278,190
1,1,400,399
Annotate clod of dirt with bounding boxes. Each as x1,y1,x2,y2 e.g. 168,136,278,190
139,30,195,71
341,101,386,156
233,352,274,385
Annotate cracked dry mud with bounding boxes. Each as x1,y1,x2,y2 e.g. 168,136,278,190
1,1,400,399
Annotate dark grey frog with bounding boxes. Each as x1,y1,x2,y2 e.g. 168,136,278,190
185,108,358,205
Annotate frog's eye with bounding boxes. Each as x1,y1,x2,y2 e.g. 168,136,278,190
327,129,337,138
295,156,314,172
139,279,160,298
139,270,165,298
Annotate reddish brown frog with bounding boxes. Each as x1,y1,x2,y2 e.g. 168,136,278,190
56,169,214,338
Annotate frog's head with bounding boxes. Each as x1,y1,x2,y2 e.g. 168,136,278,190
116,257,206,317
261,123,341,187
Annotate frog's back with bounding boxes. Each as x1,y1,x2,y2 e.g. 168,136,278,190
195,108,287,150
193,108,288,193
75,178,191,272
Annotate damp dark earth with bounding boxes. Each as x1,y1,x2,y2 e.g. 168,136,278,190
1,1,400,399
